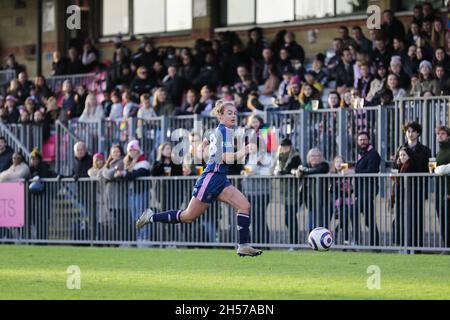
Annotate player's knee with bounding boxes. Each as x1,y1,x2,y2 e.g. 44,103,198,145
181,211,195,224
239,201,251,214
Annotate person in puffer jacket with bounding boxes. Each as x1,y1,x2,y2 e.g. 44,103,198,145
114,140,151,243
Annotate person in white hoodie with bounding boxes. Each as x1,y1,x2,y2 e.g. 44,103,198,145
0,152,30,182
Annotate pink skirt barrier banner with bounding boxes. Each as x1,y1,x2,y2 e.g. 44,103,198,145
0,182,25,227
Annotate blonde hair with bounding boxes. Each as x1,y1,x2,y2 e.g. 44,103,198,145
8,79,19,91
152,88,166,110
306,148,325,165
330,155,345,174
82,93,98,117
211,99,235,118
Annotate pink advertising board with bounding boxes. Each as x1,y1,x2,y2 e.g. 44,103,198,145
0,182,25,227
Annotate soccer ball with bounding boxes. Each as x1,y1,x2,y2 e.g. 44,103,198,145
308,228,333,251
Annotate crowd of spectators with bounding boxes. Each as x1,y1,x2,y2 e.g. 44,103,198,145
0,4,449,131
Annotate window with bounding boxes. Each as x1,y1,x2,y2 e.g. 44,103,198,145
134,0,165,34
395,0,446,11
295,0,334,20
102,0,129,36
227,0,255,25
102,0,192,36
226,0,371,26
336,0,368,15
256,0,294,24
166,0,192,32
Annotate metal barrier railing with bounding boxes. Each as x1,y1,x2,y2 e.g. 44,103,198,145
5,124,44,152
0,174,449,253
396,97,450,156
0,70,16,93
47,73,97,93
0,122,31,162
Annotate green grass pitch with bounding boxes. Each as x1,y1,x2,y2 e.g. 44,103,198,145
1,245,450,300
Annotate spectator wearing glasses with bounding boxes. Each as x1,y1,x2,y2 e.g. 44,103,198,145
130,66,157,100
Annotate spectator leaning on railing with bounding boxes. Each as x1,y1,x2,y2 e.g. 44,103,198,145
102,144,126,241
295,148,330,231
272,138,302,244
29,148,54,179
116,140,151,242
73,141,92,179
0,152,30,182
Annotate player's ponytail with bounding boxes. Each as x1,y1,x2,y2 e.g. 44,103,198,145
212,99,235,118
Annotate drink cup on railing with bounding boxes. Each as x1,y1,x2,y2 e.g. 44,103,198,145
341,163,349,172
244,165,253,175
164,167,172,177
358,98,365,109
429,158,437,174
196,166,204,176
312,100,320,111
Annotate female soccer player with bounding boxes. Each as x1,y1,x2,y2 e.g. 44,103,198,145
136,100,263,257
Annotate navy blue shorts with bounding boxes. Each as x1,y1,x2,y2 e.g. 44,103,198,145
192,172,232,204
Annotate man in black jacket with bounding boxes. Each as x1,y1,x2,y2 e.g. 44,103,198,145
273,139,302,244
335,48,355,93
0,137,14,173
163,65,184,107
73,141,92,178
381,10,405,46
355,132,381,247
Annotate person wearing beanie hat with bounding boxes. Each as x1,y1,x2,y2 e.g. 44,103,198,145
115,140,149,180
419,60,433,70
278,67,294,104
115,139,150,242
412,60,439,96
30,148,54,179
126,140,141,154
88,152,106,179
390,55,411,90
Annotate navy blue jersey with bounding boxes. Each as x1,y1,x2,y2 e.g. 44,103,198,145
204,124,235,174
